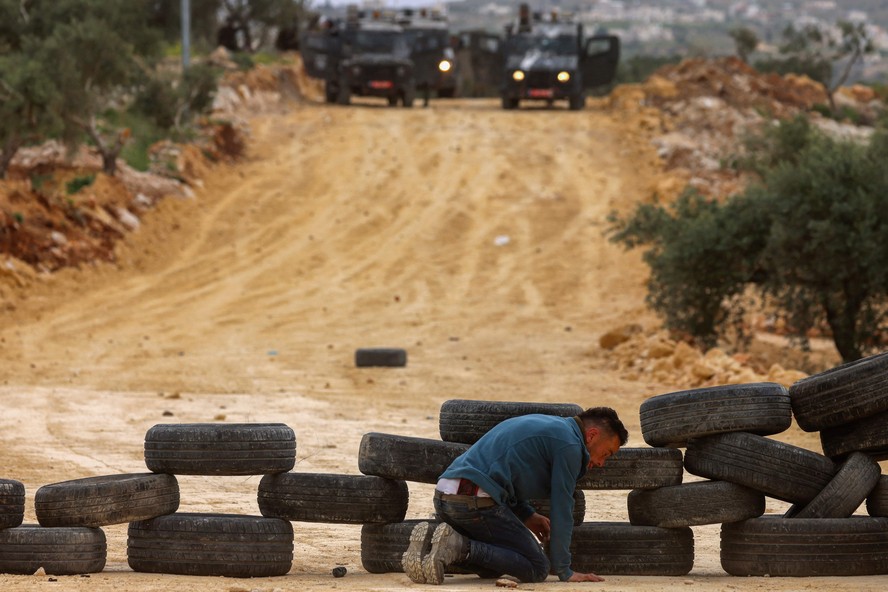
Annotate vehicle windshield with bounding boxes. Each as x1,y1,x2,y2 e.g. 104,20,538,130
352,31,410,56
403,28,448,52
507,32,577,55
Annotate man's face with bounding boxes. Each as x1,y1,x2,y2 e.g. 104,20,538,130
585,428,621,469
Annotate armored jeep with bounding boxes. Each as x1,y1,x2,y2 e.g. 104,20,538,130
396,8,458,100
301,12,417,107
500,4,620,110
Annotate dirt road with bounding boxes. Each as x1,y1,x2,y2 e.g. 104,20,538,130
0,97,883,590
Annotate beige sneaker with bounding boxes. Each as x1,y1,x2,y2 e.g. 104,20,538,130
403,521,433,583
422,522,468,585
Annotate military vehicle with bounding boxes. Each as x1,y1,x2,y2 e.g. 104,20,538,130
395,8,458,100
500,4,620,110
301,9,417,107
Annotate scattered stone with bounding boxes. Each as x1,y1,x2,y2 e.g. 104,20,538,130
495,577,519,588
332,566,347,578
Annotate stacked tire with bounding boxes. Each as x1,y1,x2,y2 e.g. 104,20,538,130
638,374,888,578
358,399,693,577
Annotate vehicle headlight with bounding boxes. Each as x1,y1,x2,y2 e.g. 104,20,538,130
557,71,570,83
512,70,525,82
397,66,406,77
438,60,452,72
352,66,361,76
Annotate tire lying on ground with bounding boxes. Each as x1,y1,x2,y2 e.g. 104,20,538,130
258,473,408,524
639,383,792,447
720,516,888,576
628,480,765,528
127,513,293,578
783,452,880,519
144,423,296,476
360,520,471,575
820,407,888,461
867,475,888,517
355,348,407,368
35,473,179,528
0,525,106,575
358,433,469,484
567,522,694,576
577,447,683,490
684,432,836,505
0,479,25,531
789,350,888,432
439,400,584,444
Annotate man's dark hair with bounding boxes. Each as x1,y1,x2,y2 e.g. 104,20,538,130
579,406,629,445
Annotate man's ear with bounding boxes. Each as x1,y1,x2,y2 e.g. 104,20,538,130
584,426,600,442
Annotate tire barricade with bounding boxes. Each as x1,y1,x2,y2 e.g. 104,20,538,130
3,350,888,579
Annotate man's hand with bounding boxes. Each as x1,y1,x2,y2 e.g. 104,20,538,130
567,571,605,582
523,512,550,543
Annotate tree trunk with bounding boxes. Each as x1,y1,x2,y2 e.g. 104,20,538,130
0,134,23,180
824,294,863,363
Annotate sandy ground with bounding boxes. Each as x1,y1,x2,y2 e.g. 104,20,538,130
0,97,885,591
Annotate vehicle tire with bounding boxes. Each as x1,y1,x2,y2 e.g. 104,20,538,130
789,350,888,431
355,347,407,367
720,516,888,576
568,94,585,110
530,489,585,526
127,513,293,577
820,407,888,460
324,80,338,103
438,399,583,444
784,452,881,519
684,432,836,505
437,87,456,99
35,473,179,528
0,479,25,531
387,95,399,107
258,472,408,524
402,86,416,108
0,525,106,575
568,522,693,576
577,447,683,490
501,97,518,110
336,77,351,106
144,423,296,476
867,475,888,517
639,382,792,447
360,520,470,575
628,480,764,528
358,433,468,484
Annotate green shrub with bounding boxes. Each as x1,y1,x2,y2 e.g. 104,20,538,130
65,174,95,194
610,116,888,362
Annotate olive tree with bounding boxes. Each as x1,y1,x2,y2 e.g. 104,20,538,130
609,117,888,362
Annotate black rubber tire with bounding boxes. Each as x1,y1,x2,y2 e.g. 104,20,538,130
530,489,585,526
0,479,25,531
258,472,408,524
144,423,295,476
439,399,584,444
789,350,888,432
568,522,694,576
684,432,836,504
127,512,293,577
628,480,765,528
35,473,179,528
360,519,470,575
568,94,585,111
784,452,881,519
0,524,106,575
640,383,792,447
577,447,683,490
867,474,888,517
720,516,888,576
355,348,407,368
820,407,888,460
358,432,469,484
501,97,518,110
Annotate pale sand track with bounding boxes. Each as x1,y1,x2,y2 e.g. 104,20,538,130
1,97,884,590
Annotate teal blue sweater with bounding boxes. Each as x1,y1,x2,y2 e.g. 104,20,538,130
439,414,589,581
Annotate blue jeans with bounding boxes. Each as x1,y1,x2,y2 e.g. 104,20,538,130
433,495,550,582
